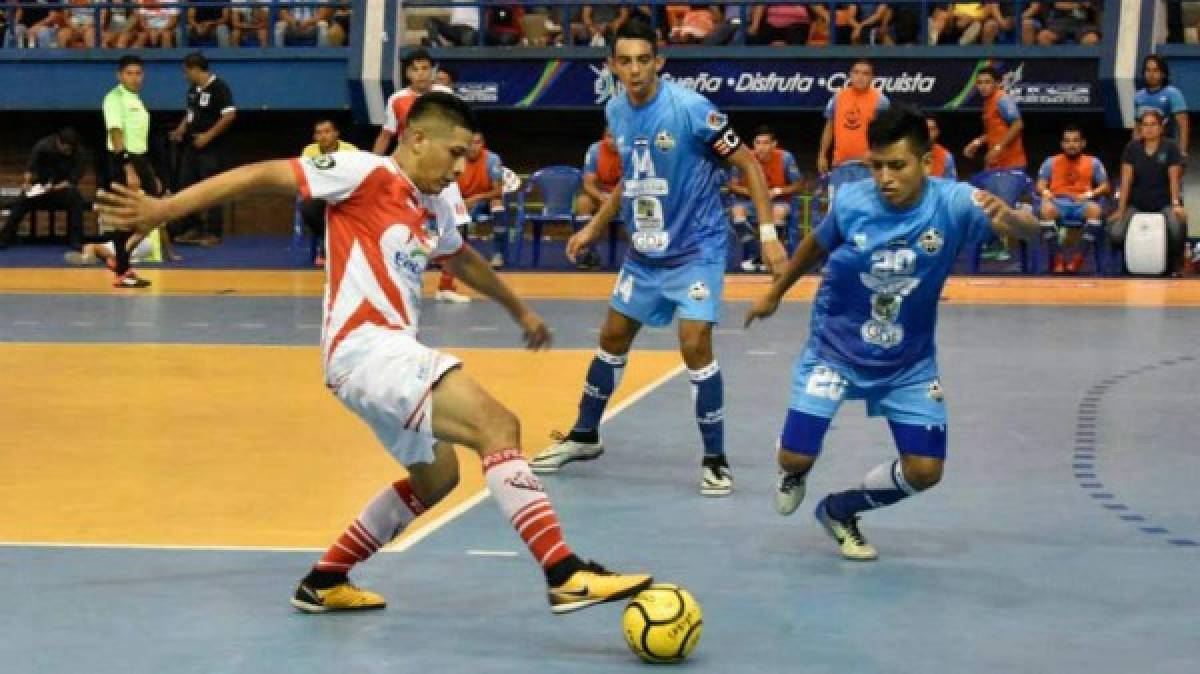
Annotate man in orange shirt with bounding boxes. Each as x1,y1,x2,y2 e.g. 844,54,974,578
457,131,508,269
574,127,623,270
927,117,958,180
730,125,803,271
1035,125,1110,273
817,59,889,206
963,66,1026,170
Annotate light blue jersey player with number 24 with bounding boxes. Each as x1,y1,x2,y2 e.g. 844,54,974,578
746,104,1039,561
531,18,786,497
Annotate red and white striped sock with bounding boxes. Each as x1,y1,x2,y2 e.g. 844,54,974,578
314,479,427,574
483,448,573,570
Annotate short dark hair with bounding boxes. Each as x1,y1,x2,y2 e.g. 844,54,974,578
852,58,873,71
752,125,776,141
183,52,209,71
408,92,480,134
611,17,658,56
1143,54,1170,84
313,118,338,130
977,66,1001,81
1062,124,1084,137
868,103,931,156
117,54,142,71
402,48,434,73
437,66,455,85
57,127,80,148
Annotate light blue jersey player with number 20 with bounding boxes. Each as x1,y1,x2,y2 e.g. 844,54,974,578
746,104,1039,560
531,18,786,497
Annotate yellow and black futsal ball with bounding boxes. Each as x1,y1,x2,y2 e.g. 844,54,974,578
621,583,703,664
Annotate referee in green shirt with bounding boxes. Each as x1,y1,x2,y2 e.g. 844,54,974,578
103,55,160,288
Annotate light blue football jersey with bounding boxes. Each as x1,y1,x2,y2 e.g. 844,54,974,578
1134,85,1188,139
808,177,994,383
606,79,736,266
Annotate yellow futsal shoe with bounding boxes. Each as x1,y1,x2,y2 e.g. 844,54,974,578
291,581,387,613
548,561,653,615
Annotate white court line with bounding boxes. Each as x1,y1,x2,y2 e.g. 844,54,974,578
468,325,499,332
183,321,210,328
466,550,519,557
11,320,41,326
236,322,267,330
126,321,153,328
0,363,686,554
746,350,777,356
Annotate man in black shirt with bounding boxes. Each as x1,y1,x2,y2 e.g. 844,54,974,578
0,127,86,250
186,0,232,47
1109,108,1188,274
169,51,236,245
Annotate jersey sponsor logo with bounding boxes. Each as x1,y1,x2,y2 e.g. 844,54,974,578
917,228,944,255
311,154,336,170
859,249,919,349
654,129,675,152
393,247,429,278
504,473,544,493
853,233,869,250
706,110,728,131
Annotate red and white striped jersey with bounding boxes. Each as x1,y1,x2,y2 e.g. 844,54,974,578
290,151,465,379
382,84,454,135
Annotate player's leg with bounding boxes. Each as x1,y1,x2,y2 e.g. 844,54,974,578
815,376,947,561
1078,200,1105,272
1041,198,1065,271
429,367,652,613
532,266,651,473
775,350,846,516
730,201,757,270
486,197,509,268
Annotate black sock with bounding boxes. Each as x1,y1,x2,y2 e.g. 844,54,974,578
302,569,348,589
702,454,728,468
545,553,585,586
568,428,599,444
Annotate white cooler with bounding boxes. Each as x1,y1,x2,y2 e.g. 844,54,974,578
1124,212,1167,275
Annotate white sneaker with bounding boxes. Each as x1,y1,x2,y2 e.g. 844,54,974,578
435,289,471,303
700,458,733,497
814,496,878,561
775,472,806,515
531,432,604,474
490,253,505,269
739,259,757,273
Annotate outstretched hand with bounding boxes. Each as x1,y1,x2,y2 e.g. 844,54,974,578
93,183,166,235
744,292,782,329
518,310,552,350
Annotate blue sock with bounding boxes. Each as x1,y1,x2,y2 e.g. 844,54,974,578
825,459,918,521
690,362,724,458
490,207,508,260
572,350,626,434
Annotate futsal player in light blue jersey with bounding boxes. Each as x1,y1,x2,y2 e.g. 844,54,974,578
1134,54,1189,157
745,104,1039,559
532,18,787,496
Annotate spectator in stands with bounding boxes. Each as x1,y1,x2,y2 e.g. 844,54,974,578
331,0,349,43
136,0,180,48
747,5,811,46
435,66,454,90
426,0,479,47
14,0,64,48
484,4,524,46
59,0,99,47
927,116,957,180
299,119,357,267
1135,54,1189,158
964,66,1026,170
931,3,1012,45
454,132,508,268
230,0,266,45
186,0,231,47
854,3,896,45
102,1,139,47
818,59,889,206
169,52,236,246
666,5,717,44
1110,108,1188,276
580,5,628,46
1035,125,1111,273
1024,2,1100,45
730,125,802,272
275,0,343,47
0,127,86,251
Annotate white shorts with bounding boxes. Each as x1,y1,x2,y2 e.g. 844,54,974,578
331,330,461,466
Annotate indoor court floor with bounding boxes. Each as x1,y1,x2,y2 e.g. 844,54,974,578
1,270,1197,673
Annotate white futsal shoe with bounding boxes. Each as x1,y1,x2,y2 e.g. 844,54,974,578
775,472,807,515
814,496,878,561
700,456,733,497
531,432,605,474
435,289,471,303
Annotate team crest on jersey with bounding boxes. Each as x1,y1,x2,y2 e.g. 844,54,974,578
853,233,869,250
654,129,675,152
688,281,710,301
927,380,945,402
918,228,944,255
311,154,336,170
706,111,728,131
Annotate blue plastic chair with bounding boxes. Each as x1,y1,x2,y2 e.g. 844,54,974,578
968,169,1037,273
515,166,582,268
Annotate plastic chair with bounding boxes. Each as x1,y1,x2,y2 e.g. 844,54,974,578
968,169,1037,273
515,165,582,268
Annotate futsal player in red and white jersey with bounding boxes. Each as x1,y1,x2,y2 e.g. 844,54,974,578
374,48,471,304
95,93,652,616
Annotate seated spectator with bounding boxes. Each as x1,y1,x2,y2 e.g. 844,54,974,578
704,4,745,45
102,1,139,47
14,0,64,48
427,0,479,47
331,2,349,44
853,3,894,45
666,5,717,45
59,0,99,47
1029,1,1100,45
484,4,524,46
575,127,622,269
275,0,343,47
230,0,267,45
136,0,180,48
927,116,958,180
729,125,802,271
187,0,231,47
1109,109,1188,276
1036,125,1110,273
0,127,87,251
935,3,1011,45
748,4,811,45
435,66,454,90
299,119,357,267
454,132,507,268
580,4,628,46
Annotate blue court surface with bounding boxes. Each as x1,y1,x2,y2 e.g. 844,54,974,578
2,294,1198,674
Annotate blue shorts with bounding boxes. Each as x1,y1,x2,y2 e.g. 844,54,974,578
787,347,947,427
1049,197,1097,226
610,257,725,327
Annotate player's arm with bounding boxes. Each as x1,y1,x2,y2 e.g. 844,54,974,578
817,118,833,174
1110,162,1133,223
582,172,607,203
444,246,550,349
1090,161,1112,199
978,191,1039,241
372,129,394,155
94,160,298,235
566,182,622,262
744,233,828,327
727,144,787,275
1175,111,1189,157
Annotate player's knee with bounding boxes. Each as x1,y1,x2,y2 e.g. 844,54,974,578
778,448,815,475
1084,203,1102,219
678,330,713,365
1040,202,1058,220
731,205,748,220
772,204,790,223
900,459,943,490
